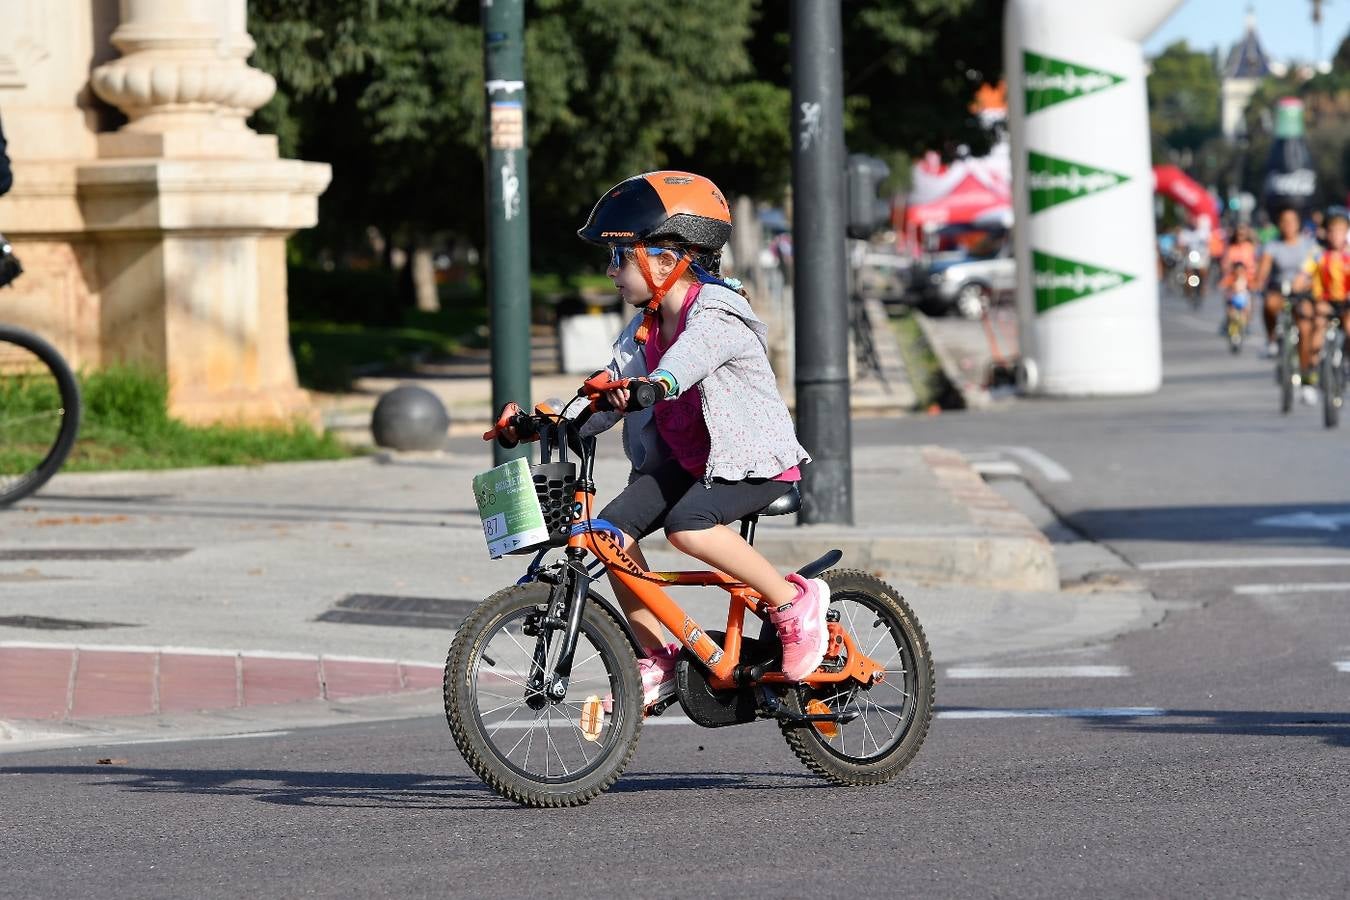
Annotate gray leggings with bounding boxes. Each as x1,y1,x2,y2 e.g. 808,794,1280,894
598,458,792,539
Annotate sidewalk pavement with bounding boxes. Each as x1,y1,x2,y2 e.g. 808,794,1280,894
0,443,1160,749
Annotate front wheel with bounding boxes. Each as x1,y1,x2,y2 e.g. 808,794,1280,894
779,569,934,785
1322,334,1344,429
444,582,643,807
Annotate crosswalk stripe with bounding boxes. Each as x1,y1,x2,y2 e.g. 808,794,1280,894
1334,661,1350,673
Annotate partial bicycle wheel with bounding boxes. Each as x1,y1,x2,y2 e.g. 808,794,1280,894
1277,329,1296,414
444,582,643,807
779,569,934,786
0,326,82,506
1322,332,1344,429
1227,316,1243,354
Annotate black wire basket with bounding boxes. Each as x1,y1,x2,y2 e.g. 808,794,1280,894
511,461,577,553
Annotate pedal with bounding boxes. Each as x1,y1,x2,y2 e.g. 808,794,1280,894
645,696,676,718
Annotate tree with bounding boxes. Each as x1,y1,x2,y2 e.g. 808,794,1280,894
1147,40,1222,160
249,0,1004,306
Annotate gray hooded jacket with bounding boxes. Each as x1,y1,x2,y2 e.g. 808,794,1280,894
577,283,810,484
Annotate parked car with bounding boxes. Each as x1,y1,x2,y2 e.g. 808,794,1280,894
911,225,1015,320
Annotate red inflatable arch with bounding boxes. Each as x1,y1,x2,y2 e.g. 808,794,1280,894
1153,164,1219,228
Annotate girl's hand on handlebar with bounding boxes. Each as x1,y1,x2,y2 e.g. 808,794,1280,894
603,386,630,413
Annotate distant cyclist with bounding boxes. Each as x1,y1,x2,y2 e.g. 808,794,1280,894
1297,207,1350,404
1256,207,1318,358
1219,224,1257,331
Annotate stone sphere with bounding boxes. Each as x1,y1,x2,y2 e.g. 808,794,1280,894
370,385,450,451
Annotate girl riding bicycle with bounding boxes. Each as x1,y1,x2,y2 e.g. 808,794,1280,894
500,171,825,708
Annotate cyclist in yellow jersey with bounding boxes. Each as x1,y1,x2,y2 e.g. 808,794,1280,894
1298,207,1350,404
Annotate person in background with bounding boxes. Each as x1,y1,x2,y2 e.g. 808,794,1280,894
1296,207,1350,405
1256,207,1318,358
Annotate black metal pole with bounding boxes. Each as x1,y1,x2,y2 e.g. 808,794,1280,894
790,0,853,525
483,0,531,465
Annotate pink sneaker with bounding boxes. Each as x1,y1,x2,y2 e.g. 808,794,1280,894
604,642,679,712
769,574,831,681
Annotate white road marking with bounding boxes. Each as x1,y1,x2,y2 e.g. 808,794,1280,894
1254,511,1350,532
489,706,1167,728
937,707,1165,719
1334,661,1350,673
998,446,1072,483
1139,557,1350,572
1233,582,1350,596
946,665,1130,679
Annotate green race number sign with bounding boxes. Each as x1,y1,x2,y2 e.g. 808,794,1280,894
473,458,550,558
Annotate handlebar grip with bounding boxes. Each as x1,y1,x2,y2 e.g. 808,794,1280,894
586,378,667,413
626,380,663,411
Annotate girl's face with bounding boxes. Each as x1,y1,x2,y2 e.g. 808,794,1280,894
607,246,680,307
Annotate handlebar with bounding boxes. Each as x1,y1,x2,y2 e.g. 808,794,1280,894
578,371,668,413
481,374,668,447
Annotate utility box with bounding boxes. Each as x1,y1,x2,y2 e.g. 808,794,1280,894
556,295,623,374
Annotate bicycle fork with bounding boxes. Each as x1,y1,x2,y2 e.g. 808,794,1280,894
525,550,593,706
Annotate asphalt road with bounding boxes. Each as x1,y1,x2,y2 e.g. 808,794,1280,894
5,290,1350,898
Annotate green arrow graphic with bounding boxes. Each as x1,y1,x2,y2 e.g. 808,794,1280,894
1024,51,1124,114
1032,250,1135,313
1028,151,1129,213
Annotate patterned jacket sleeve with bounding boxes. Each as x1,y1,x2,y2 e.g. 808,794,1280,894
655,305,759,395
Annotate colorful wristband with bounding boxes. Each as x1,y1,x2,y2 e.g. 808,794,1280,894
649,369,679,399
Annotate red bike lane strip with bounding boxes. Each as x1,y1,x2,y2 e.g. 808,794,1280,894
0,643,443,722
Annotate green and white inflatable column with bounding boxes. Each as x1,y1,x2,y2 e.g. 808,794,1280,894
1005,1,1184,396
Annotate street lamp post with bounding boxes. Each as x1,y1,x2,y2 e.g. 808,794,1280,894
483,0,532,464
790,0,853,526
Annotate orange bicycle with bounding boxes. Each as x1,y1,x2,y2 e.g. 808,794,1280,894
444,374,934,807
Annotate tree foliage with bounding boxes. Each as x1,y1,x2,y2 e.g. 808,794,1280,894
1147,40,1222,160
248,0,1003,272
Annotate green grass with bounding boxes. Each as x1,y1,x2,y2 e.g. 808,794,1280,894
889,311,951,410
286,264,616,392
1,367,353,475
290,321,468,393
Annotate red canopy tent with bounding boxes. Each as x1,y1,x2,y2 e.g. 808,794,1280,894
901,171,1011,253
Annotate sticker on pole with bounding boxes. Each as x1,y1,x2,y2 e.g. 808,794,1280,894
472,458,550,558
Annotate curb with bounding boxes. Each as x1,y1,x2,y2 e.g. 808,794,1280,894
914,311,991,409
754,445,1058,592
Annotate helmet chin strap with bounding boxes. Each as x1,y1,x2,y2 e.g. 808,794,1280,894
632,243,692,345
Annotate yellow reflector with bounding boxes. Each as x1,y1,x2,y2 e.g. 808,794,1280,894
806,699,838,739
580,695,605,741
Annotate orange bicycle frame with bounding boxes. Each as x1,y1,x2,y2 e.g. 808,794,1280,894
566,489,883,692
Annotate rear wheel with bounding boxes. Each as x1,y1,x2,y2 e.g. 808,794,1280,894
444,582,643,807
0,327,82,506
779,570,934,785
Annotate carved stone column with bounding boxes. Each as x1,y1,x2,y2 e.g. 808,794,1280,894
90,0,277,158
76,0,330,424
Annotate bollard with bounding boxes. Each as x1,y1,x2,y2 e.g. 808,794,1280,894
371,385,450,451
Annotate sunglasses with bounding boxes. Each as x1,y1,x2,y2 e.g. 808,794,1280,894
606,245,673,270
